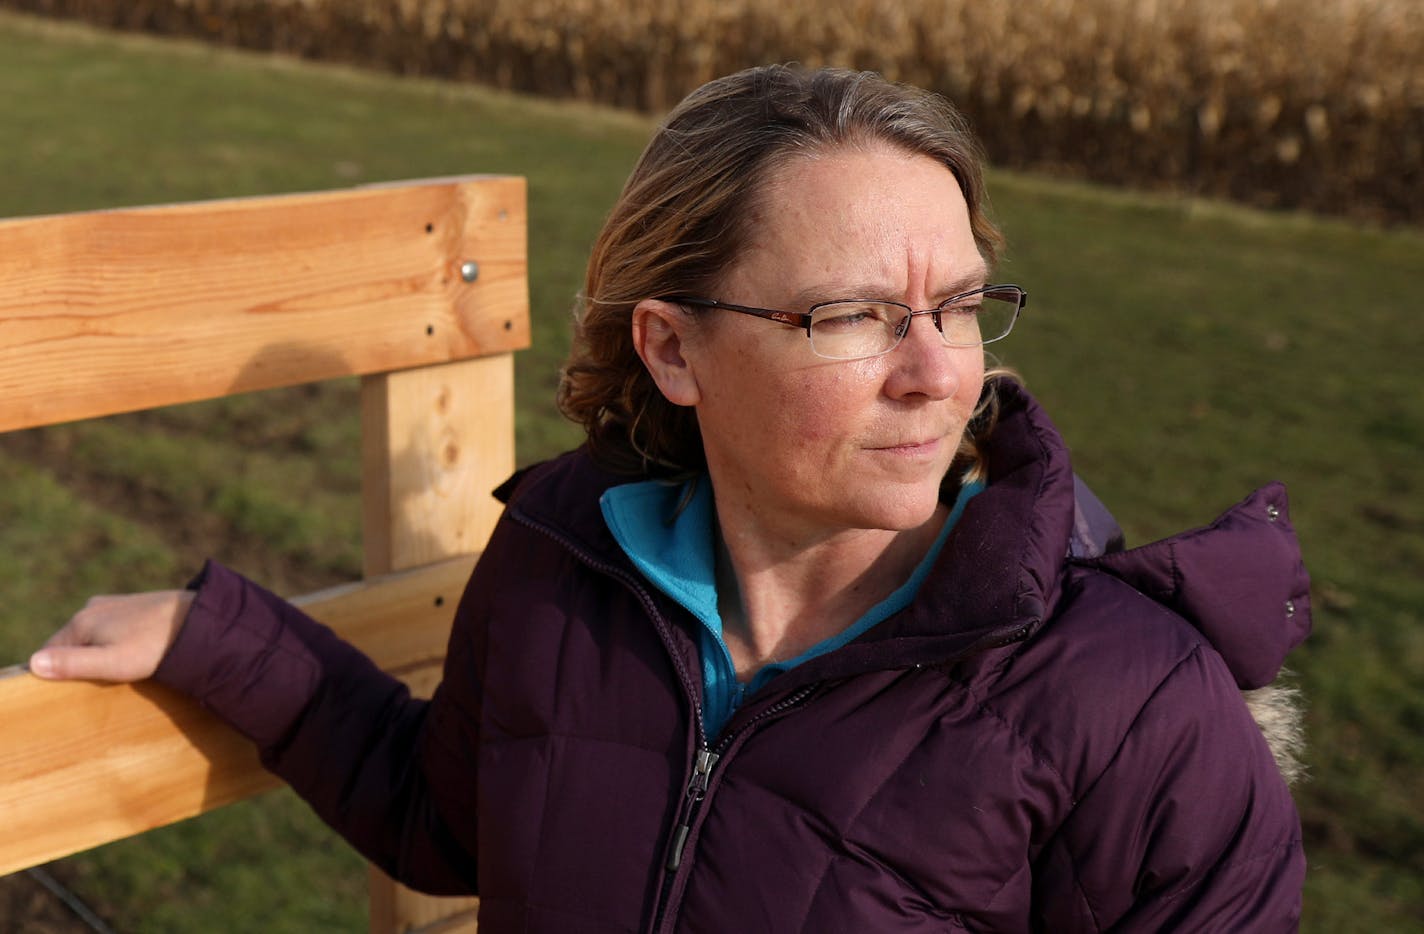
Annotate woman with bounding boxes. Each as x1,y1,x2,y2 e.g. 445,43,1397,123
31,65,1309,931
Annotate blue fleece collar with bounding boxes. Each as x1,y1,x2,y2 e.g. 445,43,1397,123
601,477,982,739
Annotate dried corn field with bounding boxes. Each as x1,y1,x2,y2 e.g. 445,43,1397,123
6,0,1423,223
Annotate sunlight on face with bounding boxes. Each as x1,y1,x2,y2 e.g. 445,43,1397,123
684,142,987,545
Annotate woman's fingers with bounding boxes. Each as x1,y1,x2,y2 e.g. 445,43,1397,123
28,643,147,682
28,591,194,683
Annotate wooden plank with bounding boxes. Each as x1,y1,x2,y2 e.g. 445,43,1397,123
362,355,513,933
0,555,476,879
361,355,516,576
0,176,529,433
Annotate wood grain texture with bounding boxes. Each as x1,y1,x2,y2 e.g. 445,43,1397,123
362,357,513,930
0,176,528,432
361,355,516,577
0,175,525,929
0,555,476,878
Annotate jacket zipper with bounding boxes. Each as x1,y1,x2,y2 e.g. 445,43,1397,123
510,510,721,932
665,747,719,872
665,687,817,870
653,684,819,932
509,507,1028,930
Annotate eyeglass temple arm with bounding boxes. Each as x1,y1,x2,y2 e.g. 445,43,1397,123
985,285,1028,312
658,296,814,331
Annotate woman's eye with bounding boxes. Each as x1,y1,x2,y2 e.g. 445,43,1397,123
814,304,890,331
819,311,869,330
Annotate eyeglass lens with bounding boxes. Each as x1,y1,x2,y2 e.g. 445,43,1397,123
808,291,1020,359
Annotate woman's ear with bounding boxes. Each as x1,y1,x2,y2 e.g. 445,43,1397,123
632,299,702,407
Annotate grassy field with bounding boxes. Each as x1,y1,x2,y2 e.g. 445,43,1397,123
1,10,1421,932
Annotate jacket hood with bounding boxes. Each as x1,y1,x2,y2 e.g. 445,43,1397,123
1080,482,1311,689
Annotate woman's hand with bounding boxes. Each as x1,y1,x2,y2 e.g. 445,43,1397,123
27,591,195,682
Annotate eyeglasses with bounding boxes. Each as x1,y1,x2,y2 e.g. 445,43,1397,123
658,284,1027,361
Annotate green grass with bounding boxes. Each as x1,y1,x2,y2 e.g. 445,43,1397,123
1,9,1420,932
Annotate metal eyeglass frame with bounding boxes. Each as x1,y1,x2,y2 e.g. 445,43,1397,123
657,284,1028,359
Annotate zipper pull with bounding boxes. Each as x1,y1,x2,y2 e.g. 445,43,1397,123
666,747,721,872
687,747,720,799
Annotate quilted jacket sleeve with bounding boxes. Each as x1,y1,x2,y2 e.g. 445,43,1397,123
152,559,486,895
1032,642,1305,931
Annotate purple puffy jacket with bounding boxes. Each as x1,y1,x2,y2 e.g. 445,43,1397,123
158,381,1309,931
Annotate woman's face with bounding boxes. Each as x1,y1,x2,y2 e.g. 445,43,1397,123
653,143,987,544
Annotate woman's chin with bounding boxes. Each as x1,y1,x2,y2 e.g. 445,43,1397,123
847,488,948,534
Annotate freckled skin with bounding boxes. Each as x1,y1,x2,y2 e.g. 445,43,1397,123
686,143,987,548
630,142,991,667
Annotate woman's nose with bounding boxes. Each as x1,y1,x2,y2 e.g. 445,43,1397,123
883,312,964,400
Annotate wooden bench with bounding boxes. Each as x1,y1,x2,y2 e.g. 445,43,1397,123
0,175,530,932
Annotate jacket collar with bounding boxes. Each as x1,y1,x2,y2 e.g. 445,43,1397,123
498,378,1309,691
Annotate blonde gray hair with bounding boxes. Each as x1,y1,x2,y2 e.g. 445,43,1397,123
558,64,1006,478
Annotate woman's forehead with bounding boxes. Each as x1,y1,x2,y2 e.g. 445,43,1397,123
731,144,980,302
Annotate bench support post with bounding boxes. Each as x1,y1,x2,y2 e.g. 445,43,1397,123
362,354,516,934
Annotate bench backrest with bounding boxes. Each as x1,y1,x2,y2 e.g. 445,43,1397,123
0,175,527,933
